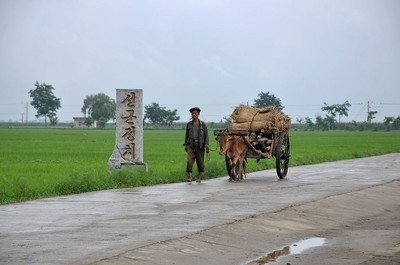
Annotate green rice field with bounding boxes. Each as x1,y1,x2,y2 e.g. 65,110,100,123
1,128,399,204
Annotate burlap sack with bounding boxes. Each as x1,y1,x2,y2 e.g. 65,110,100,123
229,105,290,132
230,105,277,123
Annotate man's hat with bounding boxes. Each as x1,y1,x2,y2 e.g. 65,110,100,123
189,107,201,113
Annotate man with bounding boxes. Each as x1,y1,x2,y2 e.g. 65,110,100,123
183,107,209,183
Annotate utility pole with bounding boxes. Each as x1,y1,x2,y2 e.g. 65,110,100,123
367,101,371,122
366,101,378,123
25,102,28,125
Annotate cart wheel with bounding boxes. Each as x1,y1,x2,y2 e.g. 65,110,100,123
275,132,290,179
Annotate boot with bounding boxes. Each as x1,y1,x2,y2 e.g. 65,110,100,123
196,172,203,183
187,172,192,182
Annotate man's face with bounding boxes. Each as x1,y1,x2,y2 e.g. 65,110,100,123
191,110,199,118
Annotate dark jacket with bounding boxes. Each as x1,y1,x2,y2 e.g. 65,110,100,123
184,120,209,149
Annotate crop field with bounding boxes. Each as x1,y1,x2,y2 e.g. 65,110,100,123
1,128,399,204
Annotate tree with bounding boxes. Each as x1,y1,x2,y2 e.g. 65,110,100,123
29,81,61,127
83,117,94,127
384,117,394,130
383,117,393,126
393,116,400,129
221,116,232,126
81,93,115,128
305,117,314,129
315,115,335,130
296,118,304,124
144,103,180,127
367,110,378,123
49,114,58,126
164,109,179,126
253,92,284,111
315,115,324,130
321,100,351,123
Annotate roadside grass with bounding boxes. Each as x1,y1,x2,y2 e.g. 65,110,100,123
0,128,399,204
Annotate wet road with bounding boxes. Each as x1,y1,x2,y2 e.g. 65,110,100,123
0,153,399,265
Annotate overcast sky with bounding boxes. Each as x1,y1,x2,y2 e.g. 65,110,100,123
0,0,399,123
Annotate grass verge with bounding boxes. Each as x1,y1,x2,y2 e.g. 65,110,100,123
0,128,399,204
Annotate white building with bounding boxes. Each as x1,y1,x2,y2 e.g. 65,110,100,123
73,117,97,128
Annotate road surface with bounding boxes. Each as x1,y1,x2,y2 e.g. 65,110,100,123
1,153,399,265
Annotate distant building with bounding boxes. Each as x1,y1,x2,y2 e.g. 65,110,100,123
73,117,97,128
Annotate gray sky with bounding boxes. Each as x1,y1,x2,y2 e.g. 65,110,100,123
1,0,399,123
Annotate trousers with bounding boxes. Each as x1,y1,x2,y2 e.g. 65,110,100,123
186,146,205,173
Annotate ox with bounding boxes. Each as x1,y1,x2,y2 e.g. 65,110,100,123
216,133,248,181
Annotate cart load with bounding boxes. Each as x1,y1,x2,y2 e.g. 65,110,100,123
214,105,291,181
228,105,291,132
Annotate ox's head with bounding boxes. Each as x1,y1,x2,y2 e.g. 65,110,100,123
215,133,237,156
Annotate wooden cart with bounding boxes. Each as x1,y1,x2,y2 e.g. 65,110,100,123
214,128,290,180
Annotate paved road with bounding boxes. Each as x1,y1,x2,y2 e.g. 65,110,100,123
1,154,399,265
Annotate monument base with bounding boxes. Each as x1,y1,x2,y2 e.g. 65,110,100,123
108,145,148,171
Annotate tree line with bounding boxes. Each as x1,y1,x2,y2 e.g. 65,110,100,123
28,82,400,130
28,82,116,128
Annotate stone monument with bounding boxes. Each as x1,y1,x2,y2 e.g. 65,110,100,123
108,89,148,171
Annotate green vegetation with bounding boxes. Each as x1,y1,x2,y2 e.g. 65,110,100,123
29,81,61,127
81,93,116,128
1,128,399,204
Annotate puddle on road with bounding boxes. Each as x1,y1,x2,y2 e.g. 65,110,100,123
246,237,326,265
290,237,325,254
